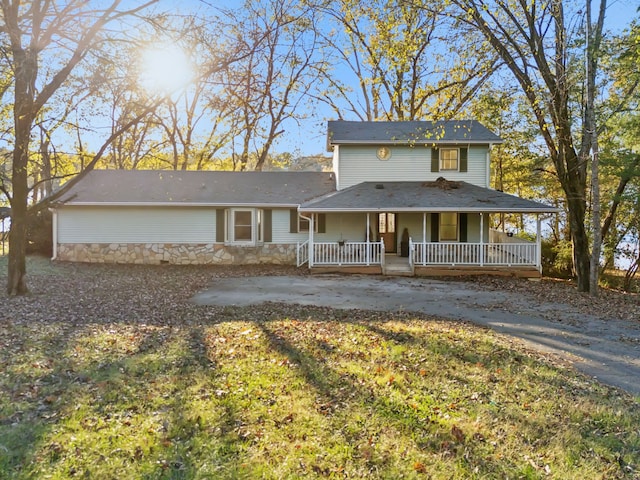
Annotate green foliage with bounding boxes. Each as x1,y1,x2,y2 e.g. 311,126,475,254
541,239,574,278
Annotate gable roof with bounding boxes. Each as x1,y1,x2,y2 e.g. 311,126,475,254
300,180,556,213
327,120,502,149
55,170,336,207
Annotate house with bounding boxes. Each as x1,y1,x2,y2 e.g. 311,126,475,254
51,120,556,277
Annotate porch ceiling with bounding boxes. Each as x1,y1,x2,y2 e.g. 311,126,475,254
300,180,557,213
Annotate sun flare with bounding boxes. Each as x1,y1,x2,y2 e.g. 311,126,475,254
139,44,194,95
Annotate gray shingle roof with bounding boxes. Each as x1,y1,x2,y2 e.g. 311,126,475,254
300,180,556,213
327,120,502,149
56,170,336,206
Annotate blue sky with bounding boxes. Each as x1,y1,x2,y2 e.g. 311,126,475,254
115,0,639,158
150,0,639,156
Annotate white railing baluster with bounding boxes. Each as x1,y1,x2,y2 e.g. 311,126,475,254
309,240,537,268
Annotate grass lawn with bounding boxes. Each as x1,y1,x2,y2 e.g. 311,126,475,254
1,257,639,479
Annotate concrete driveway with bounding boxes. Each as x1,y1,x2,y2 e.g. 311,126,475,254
192,274,640,397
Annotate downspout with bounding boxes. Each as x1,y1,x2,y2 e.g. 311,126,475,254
50,208,58,261
300,212,313,268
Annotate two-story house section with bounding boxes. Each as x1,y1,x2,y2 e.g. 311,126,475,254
296,120,557,277
329,120,497,190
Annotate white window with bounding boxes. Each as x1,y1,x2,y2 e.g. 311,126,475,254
226,208,263,245
299,214,319,233
440,148,459,171
439,212,458,241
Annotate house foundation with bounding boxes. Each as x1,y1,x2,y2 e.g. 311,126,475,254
55,243,297,265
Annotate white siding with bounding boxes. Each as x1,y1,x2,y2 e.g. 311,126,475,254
271,210,371,244
271,208,308,243
338,145,488,189
314,212,375,243
398,213,427,243
58,206,216,244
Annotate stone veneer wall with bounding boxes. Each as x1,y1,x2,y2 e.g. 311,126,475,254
56,243,297,265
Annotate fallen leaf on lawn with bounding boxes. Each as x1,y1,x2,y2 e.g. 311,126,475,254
451,425,465,443
413,461,427,473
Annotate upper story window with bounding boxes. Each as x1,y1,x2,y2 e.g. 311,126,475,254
431,147,468,173
440,148,459,171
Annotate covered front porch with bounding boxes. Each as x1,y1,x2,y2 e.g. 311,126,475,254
296,213,543,277
296,180,556,278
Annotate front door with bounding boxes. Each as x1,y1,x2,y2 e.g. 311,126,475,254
378,212,396,253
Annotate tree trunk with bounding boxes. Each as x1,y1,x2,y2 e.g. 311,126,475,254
589,137,601,295
6,39,35,295
567,195,591,292
7,135,30,296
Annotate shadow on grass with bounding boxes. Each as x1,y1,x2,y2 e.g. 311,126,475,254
1,301,639,478
0,323,230,478
253,320,516,476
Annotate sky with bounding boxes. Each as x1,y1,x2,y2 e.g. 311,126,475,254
142,0,639,157
46,0,640,160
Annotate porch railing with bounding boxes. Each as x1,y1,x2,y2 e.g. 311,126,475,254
296,240,309,267
313,241,384,266
412,242,537,266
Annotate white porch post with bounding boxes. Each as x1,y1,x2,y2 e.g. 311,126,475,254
422,212,426,266
309,214,315,268
366,213,371,265
536,214,542,273
479,213,484,266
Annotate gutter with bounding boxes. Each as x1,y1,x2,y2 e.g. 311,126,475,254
328,139,505,147
58,202,301,208
298,207,559,214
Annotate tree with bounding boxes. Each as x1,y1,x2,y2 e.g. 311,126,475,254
313,0,497,121
466,85,558,232
451,0,615,293
148,16,238,171
1,0,157,295
218,0,323,171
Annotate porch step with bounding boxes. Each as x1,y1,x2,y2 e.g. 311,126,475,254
383,266,414,276
383,256,414,276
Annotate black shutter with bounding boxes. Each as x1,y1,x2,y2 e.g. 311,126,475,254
216,209,225,242
430,213,439,242
460,147,468,172
318,213,326,233
431,148,439,172
263,209,272,242
290,209,298,233
459,213,467,242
